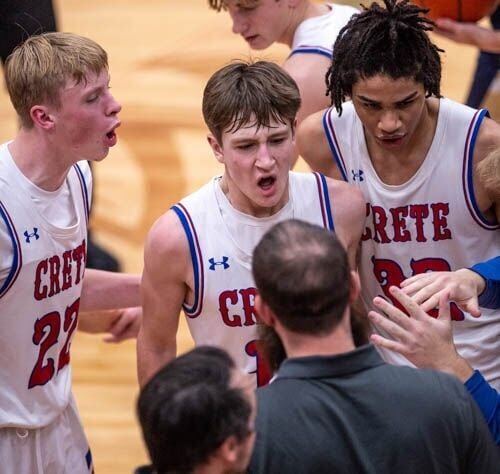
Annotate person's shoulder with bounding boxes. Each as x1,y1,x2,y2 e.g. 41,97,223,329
145,208,189,260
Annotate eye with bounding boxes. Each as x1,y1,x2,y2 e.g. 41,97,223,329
270,137,286,145
86,94,98,103
237,143,254,150
362,102,380,110
397,100,414,109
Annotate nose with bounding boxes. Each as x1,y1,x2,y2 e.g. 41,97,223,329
255,144,274,169
378,109,401,135
107,93,122,116
231,12,247,34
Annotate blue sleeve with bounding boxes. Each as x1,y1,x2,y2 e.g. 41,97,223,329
469,256,500,309
464,370,500,445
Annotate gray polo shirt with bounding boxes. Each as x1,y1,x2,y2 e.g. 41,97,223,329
249,345,499,473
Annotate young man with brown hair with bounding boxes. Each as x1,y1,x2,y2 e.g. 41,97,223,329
137,60,365,389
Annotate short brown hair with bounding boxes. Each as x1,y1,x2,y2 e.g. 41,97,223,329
5,32,108,128
202,60,301,144
253,219,351,335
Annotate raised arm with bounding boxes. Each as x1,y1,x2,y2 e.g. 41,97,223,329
297,109,344,178
137,210,192,387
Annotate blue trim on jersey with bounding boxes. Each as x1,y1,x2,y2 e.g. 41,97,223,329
319,173,335,231
171,205,200,315
289,48,333,59
466,109,498,228
322,109,348,181
73,163,90,222
0,201,21,298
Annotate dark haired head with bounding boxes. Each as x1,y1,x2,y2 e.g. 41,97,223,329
137,346,253,474
202,59,301,144
326,0,442,115
253,219,351,335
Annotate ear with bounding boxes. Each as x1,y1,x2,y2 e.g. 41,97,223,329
30,105,55,130
207,133,225,164
255,294,276,327
349,270,361,303
216,435,240,464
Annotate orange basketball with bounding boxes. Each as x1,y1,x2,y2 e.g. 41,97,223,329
413,0,497,22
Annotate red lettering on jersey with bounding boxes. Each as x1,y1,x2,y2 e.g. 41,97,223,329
408,204,429,242
431,203,452,241
219,290,243,327
34,259,48,301
362,203,452,244
390,207,410,243
361,203,372,241
218,288,258,328
33,239,86,301
240,288,258,326
61,250,73,291
372,206,391,244
72,240,86,284
48,255,61,297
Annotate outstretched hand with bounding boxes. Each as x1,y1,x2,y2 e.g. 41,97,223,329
368,286,474,381
400,269,484,317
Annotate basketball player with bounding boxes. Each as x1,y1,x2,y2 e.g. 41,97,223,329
0,32,141,473
297,0,500,388
208,0,358,127
137,60,365,388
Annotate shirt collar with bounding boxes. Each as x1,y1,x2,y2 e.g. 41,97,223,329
275,344,384,380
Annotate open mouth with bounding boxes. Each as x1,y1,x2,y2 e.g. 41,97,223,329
105,122,121,146
258,176,276,190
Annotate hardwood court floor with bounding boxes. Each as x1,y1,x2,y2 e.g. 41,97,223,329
0,1,496,472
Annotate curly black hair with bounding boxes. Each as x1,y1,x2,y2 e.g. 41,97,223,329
326,0,443,115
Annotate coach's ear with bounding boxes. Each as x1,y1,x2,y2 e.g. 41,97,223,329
255,294,275,327
349,270,361,303
207,133,224,164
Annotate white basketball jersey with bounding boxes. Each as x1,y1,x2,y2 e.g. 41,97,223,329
0,143,91,428
323,99,500,389
172,172,335,387
290,3,358,59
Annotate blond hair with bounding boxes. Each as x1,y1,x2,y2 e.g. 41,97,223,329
5,32,108,128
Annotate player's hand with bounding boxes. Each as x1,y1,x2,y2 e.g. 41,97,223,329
368,286,457,369
400,269,484,317
369,286,474,381
103,306,142,343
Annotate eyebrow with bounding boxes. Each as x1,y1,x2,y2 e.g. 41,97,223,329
357,91,419,104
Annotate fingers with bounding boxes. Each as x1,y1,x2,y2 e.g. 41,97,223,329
368,309,410,343
370,332,409,355
437,291,451,322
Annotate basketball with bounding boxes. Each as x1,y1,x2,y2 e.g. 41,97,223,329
413,0,497,22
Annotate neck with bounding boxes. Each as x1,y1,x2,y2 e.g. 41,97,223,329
279,1,331,47
278,311,355,358
9,128,72,191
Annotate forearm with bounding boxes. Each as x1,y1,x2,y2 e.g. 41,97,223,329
80,269,140,311
137,330,176,387
464,370,500,444
470,257,500,309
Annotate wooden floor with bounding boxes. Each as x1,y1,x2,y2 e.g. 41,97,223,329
0,1,497,472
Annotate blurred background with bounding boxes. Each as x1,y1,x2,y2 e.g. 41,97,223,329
0,0,497,471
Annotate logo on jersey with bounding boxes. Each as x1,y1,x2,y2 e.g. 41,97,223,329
208,256,230,271
351,169,364,182
24,228,40,243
